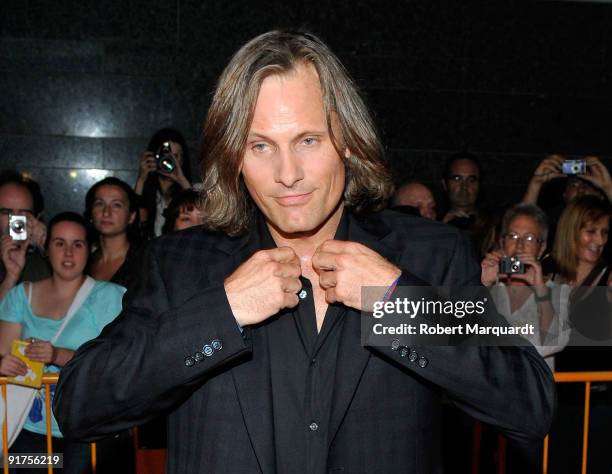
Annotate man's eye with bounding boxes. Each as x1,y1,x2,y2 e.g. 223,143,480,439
302,137,318,146
252,143,268,152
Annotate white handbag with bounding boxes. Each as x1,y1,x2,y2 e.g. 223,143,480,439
0,276,96,455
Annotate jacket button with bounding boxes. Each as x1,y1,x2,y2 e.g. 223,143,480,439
184,356,195,367
194,352,204,362
408,350,419,363
391,339,401,351
309,422,319,431
418,356,428,368
399,346,409,357
211,339,222,351
203,345,214,357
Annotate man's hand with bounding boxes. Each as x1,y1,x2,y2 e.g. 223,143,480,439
1,235,28,283
312,240,401,310
224,247,302,327
508,251,545,288
582,156,612,201
480,250,503,287
0,354,28,377
25,340,55,364
442,209,474,224
531,154,565,185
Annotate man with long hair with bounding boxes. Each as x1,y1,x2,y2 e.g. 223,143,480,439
54,30,554,474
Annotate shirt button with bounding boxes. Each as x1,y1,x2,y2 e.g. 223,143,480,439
299,289,307,299
309,422,319,431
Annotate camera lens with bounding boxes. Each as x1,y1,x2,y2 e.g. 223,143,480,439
511,262,520,272
159,158,175,173
11,220,24,233
572,164,580,173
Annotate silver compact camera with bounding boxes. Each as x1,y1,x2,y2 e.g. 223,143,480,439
562,159,586,175
499,256,525,274
155,141,176,174
8,215,27,240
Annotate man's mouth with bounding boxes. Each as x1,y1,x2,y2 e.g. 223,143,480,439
274,192,313,206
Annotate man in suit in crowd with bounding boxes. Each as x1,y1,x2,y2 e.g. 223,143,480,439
54,30,555,474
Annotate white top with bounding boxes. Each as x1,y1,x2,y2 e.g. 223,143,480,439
489,280,571,370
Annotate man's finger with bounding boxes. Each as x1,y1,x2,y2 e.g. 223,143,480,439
267,246,299,264
318,270,336,290
312,251,337,272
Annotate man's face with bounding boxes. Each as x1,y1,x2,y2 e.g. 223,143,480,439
563,177,601,204
444,159,480,210
395,183,436,220
241,64,346,237
0,183,35,235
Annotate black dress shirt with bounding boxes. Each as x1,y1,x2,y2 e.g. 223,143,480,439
259,213,348,474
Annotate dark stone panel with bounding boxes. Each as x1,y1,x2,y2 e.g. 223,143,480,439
22,166,138,219
0,39,103,73
344,54,465,92
460,92,612,155
0,1,29,37
103,41,176,76
19,0,177,42
386,148,450,185
463,58,605,98
0,134,103,168
464,3,607,66
101,138,146,171
367,89,468,150
0,72,195,138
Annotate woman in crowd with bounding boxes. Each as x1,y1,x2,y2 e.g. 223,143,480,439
134,128,193,238
481,203,569,368
548,194,612,474
85,177,141,289
161,189,204,234
0,212,126,473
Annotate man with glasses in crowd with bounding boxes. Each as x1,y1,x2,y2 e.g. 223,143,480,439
0,171,50,300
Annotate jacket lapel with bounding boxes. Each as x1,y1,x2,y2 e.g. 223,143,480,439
220,221,276,474
328,212,401,445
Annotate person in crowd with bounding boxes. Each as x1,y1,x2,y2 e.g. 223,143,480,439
85,177,142,289
0,171,50,300
55,30,554,474
134,128,193,239
391,181,437,220
481,204,569,369
521,154,612,252
441,152,493,256
546,195,612,474
161,189,205,234
0,212,126,473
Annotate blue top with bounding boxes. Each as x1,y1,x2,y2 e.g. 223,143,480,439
0,280,126,437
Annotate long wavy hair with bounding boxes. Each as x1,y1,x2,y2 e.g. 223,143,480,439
200,30,393,236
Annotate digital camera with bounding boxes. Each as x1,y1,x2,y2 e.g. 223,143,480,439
155,141,176,174
562,159,586,175
8,215,27,241
499,256,525,274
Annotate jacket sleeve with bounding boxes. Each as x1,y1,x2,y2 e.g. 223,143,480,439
366,231,556,442
53,242,250,442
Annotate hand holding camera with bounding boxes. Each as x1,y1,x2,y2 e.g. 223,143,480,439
0,234,29,284
480,250,544,287
580,156,612,201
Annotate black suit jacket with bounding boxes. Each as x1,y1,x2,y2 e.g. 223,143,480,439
54,210,555,474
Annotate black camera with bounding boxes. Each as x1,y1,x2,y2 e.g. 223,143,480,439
155,141,176,173
499,256,525,274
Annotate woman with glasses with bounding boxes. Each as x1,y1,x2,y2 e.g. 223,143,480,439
481,203,569,369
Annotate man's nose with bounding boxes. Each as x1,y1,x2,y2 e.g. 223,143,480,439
103,204,111,216
275,148,303,187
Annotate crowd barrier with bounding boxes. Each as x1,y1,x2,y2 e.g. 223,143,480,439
472,371,612,474
3,371,612,474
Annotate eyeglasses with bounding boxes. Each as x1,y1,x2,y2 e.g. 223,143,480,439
447,175,479,184
503,232,543,246
0,208,34,216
